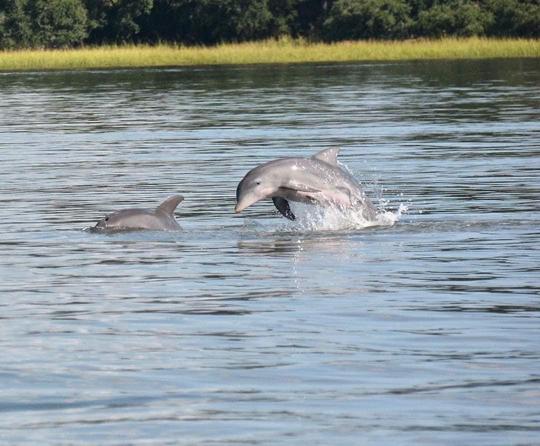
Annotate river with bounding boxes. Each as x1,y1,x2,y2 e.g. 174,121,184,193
0,59,539,445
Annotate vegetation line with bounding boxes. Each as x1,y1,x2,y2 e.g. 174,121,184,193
1,38,539,72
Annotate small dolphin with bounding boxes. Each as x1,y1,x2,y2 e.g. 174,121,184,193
94,195,184,231
235,148,377,221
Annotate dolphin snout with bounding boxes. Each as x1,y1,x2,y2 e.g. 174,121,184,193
235,179,272,214
235,194,259,214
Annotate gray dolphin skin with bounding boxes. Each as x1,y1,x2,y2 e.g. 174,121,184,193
94,195,184,231
235,148,377,221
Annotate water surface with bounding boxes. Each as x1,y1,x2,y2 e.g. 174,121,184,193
0,59,539,445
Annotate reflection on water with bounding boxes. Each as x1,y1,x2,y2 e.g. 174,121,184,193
0,59,539,445
238,232,355,256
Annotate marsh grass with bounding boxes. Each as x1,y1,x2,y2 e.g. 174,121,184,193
1,37,538,71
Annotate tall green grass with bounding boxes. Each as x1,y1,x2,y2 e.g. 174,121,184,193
1,37,538,71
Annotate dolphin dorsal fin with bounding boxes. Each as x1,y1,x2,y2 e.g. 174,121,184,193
312,147,340,165
156,195,184,215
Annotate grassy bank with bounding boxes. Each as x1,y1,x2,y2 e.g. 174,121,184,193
1,37,539,72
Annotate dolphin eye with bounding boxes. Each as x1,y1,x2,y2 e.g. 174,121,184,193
256,180,261,185
105,217,109,221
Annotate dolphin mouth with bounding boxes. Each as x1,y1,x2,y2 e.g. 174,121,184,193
234,203,246,213
235,195,259,214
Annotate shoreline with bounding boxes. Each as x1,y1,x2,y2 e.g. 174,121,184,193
1,37,539,72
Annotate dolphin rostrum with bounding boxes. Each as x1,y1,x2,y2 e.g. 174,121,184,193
94,195,184,231
235,148,377,221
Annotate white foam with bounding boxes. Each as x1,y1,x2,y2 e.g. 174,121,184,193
288,201,408,231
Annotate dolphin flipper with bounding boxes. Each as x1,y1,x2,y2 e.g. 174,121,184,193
287,182,321,193
157,195,184,215
272,197,296,220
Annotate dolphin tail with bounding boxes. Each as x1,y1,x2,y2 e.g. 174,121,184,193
157,195,184,215
272,197,296,220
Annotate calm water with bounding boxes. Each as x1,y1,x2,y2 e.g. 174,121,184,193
0,60,539,445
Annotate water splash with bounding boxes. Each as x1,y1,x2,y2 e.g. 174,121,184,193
288,202,408,231
274,160,408,231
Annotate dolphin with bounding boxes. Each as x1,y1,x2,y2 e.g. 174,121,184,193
235,148,377,221
94,195,184,231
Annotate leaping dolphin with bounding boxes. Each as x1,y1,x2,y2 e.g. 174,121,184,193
235,148,377,221
94,195,184,231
